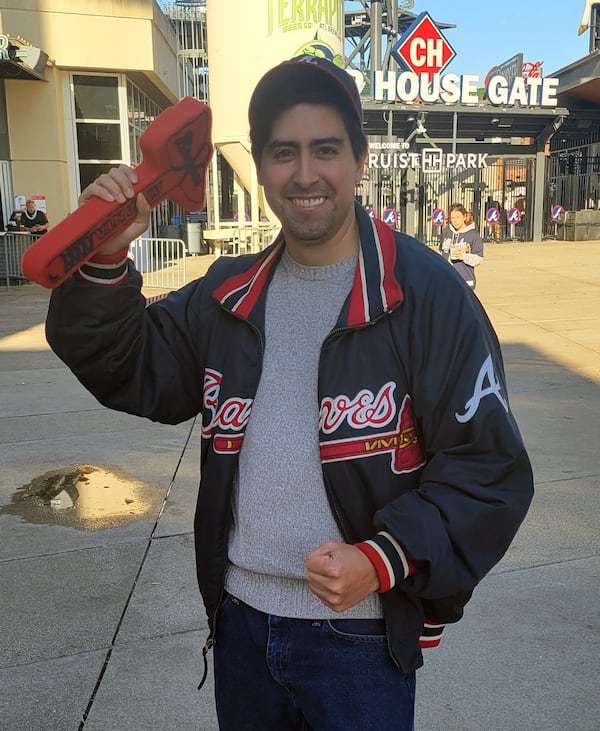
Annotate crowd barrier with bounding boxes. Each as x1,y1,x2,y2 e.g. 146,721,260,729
0,232,38,287
1,234,186,290
204,224,280,257
129,237,188,290
2,229,275,290
230,225,280,255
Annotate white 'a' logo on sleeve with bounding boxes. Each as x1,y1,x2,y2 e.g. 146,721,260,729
455,354,508,423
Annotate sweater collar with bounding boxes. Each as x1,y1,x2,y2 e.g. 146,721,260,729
212,203,404,326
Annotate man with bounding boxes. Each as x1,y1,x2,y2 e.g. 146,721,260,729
485,195,503,242
46,56,533,730
9,198,49,234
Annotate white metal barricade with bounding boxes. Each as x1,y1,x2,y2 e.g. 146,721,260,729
0,232,37,287
203,225,280,257
231,225,280,255
129,237,188,289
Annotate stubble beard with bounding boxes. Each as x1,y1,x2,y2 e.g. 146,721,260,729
283,216,332,247
277,193,337,247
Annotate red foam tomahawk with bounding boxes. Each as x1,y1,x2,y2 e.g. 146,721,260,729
21,96,213,288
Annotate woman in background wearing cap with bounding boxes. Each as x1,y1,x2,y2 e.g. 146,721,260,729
46,55,533,730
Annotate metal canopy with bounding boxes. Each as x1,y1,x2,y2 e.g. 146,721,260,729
553,50,600,107
543,50,600,145
0,58,45,81
362,102,569,153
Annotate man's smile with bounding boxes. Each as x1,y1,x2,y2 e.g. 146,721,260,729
290,196,327,208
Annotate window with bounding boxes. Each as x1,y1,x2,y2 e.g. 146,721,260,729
126,79,172,232
73,75,119,120
72,74,123,193
76,123,121,160
71,73,171,235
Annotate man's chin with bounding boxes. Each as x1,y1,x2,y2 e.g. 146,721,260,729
285,226,329,247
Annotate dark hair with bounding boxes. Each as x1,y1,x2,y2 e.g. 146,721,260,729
250,89,368,167
249,57,368,167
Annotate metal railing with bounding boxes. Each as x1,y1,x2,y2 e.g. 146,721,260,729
0,234,188,290
230,225,280,255
0,232,37,287
129,237,188,289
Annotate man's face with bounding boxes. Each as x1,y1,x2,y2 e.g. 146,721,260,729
26,201,36,213
257,103,365,264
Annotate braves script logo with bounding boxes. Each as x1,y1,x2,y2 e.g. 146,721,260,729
202,369,252,454
455,354,508,423
320,382,397,434
201,373,425,472
320,389,426,475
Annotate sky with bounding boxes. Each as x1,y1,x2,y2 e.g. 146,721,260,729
158,1,592,77
362,0,592,77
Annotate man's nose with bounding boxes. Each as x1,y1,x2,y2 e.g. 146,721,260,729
292,152,319,187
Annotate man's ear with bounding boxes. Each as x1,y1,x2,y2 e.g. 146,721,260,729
355,150,368,185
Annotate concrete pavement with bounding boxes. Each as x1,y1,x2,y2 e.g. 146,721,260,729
1,240,599,730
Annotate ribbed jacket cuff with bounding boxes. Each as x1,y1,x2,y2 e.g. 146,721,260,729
355,531,415,592
420,620,445,649
77,247,130,285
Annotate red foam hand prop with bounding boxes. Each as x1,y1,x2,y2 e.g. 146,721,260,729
21,97,213,288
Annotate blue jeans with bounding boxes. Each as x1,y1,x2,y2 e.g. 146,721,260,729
213,593,415,730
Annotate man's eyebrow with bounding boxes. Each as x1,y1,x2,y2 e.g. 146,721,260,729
266,136,345,149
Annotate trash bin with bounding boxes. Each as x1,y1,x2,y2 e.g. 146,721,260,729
187,222,204,255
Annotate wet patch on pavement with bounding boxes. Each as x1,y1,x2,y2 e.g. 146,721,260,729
0,465,165,530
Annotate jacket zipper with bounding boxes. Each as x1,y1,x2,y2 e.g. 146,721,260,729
318,311,403,671
317,308,394,536
198,305,266,689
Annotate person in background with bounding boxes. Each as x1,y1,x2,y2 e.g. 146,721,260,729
9,199,49,234
485,195,503,242
439,203,484,289
45,56,532,730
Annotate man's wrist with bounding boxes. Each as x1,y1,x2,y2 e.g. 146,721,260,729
77,246,130,285
355,531,415,593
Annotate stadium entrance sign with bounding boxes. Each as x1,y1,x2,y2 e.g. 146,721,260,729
372,71,559,107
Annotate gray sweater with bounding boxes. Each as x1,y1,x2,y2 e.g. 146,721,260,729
225,249,382,619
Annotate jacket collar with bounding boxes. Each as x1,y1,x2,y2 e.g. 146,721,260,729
212,203,404,326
